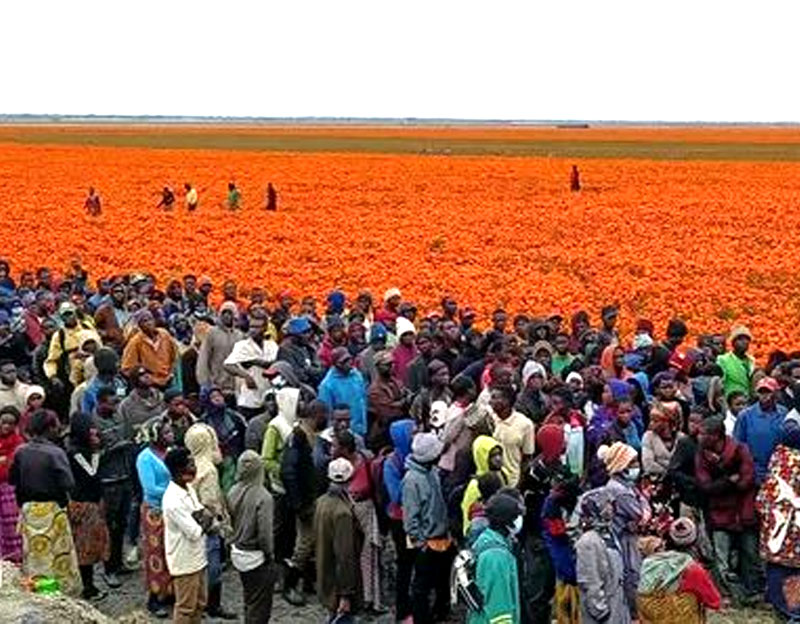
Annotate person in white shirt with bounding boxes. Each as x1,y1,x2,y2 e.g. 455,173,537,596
224,310,278,420
163,447,211,624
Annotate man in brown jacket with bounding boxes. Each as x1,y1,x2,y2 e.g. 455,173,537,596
121,311,179,389
94,282,129,353
314,457,361,620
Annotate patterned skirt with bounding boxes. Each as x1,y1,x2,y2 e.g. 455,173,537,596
141,503,173,600
20,501,82,596
67,500,110,566
0,482,22,563
353,499,383,608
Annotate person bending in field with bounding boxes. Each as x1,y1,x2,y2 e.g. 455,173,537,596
157,186,176,211
570,165,581,192
227,183,241,210
85,187,101,216
185,183,199,211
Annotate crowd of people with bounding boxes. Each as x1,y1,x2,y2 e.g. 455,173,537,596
1,258,800,623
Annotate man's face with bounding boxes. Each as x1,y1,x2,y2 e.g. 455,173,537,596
62,310,78,328
757,388,775,410
111,287,126,306
376,360,393,377
550,395,567,415
514,318,529,337
602,310,618,329
249,317,266,340
138,371,153,389
417,336,433,358
699,428,722,451
387,295,401,310
488,446,504,472
332,410,350,434
733,336,750,355
169,397,189,417
489,390,510,417
527,373,545,392
443,299,457,318
554,335,569,354
431,366,450,387
688,414,703,437
223,281,237,300
400,332,415,347
441,321,460,344
139,313,156,334
98,395,120,418
613,348,625,370
330,326,346,343
492,313,507,333
220,309,234,328
0,364,16,386
335,355,353,374
534,349,551,369
184,277,197,293
658,380,677,401
462,313,476,329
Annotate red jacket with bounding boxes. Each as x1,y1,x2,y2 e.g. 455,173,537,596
0,431,24,483
695,436,757,530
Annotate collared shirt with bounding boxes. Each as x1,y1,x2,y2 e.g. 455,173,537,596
492,410,535,486
224,337,278,409
163,480,207,576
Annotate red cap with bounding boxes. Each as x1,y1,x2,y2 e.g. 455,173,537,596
756,377,779,393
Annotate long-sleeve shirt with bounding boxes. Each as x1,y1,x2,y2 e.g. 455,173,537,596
136,446,171,510
44,326,85,379
121,328,179,387
10,439,75,508
195,326,242,392
733,402,787,484
162,480,207,576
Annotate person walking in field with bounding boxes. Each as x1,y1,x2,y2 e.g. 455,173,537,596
85,187,102,216
266,183,278,211
570,166,581,192
184,183,199,211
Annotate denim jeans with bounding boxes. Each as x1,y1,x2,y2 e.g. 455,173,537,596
712,528,761,597
206,534,224,588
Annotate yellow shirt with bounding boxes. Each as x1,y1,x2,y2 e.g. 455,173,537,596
185,188,198,207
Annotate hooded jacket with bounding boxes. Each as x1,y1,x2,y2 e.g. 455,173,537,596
461,436,508,534
280,420,318,514
227,450,274,563
401,456,449,544
695,436,756,530
468,527,520,624
318,367,367,437
185,423,231,533
383,419,414,520
261,387,299,494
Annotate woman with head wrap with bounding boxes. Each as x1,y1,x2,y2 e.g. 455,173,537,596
184,423,235,619
598,442,648,619
575,487,631,624
637,517,721,623
67,412,110,601
642,406,680,478
600,344,633,382
227,450,276,624
136,416,175,617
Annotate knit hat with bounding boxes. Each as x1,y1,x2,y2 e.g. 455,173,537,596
729,325,752,342
383,287,401,303
536,424,565,462
669,517,697,547
532,340,554,357
395,317,416,338
597,442,637,475
327,290,346,312
522,360,547,386
58,301,77,316
411,432,444,463
565,372,583,387
328,457,354,483
485,492,523,527
219,301,238,315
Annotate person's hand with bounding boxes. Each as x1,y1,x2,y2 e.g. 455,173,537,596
729,474,740,483
244,374,257,390
337,597,351,614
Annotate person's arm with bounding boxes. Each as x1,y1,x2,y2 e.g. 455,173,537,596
195,333,213,388
261,425,282,485
318,377,334,410
223,342,258,389
120,335,139,377
165,489,204,541
475,549,516,624
679,561,721,609
732,410,747,444
43,332,61,379
576,535,611,622
257,495,274,560
695,452,733,496
53,447,76,494
402,477,423,546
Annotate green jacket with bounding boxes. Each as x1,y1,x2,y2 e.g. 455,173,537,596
716,352,754,398
468,527,520,624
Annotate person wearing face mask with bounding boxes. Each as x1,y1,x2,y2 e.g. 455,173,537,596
467,491,523,624
597,441,647,620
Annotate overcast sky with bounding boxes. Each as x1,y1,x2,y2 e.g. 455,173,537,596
3,1,797,122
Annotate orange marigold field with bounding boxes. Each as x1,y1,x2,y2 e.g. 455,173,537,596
2,141,800,357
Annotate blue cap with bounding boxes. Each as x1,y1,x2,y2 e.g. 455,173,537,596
286,316,312,336
370,322,387,341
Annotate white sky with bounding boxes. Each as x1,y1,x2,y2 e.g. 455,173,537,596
3,0,798,122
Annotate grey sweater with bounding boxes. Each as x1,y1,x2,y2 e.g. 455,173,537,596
196,326,243,392
401,458,449,543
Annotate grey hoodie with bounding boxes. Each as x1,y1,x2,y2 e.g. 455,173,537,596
401,457,449,544
227,450,274,558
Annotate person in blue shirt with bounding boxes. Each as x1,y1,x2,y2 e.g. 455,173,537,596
81,347,127,416
318,347,367,436
135,416,175,618
734,376,787,485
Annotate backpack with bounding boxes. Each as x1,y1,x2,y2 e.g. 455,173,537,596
450,546,484,612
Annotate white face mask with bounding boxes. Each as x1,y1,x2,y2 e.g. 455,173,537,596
624,467,641,482
510,515,523,536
